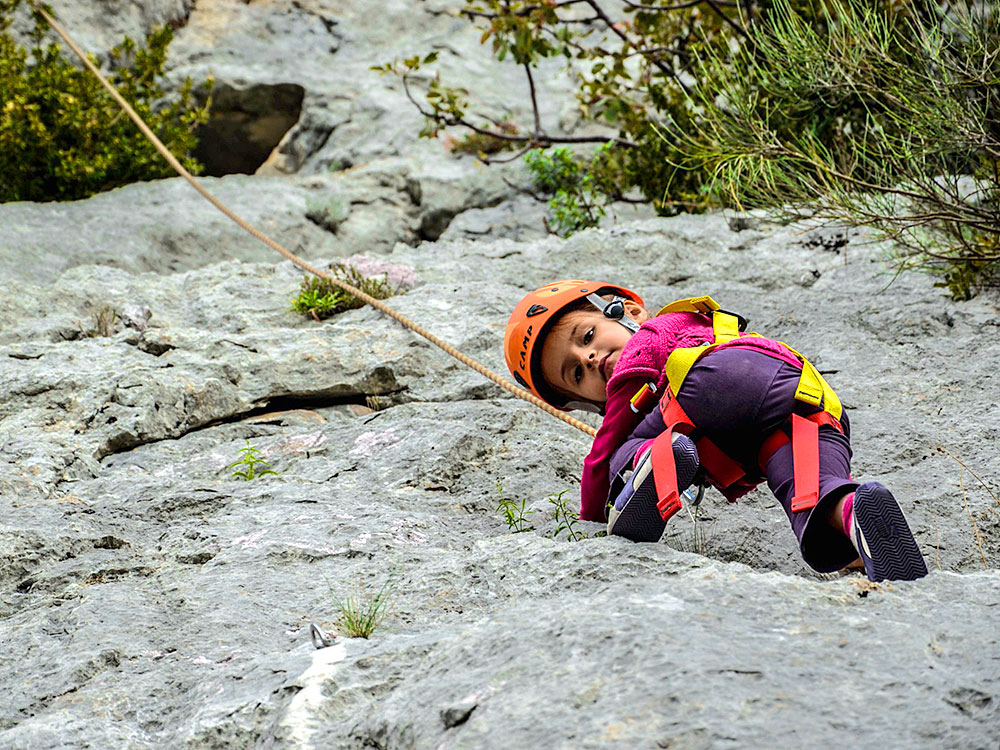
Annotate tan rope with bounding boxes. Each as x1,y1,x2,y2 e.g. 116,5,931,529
33,3,597,438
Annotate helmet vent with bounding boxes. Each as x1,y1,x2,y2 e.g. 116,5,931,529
513,371,530,388
526,304,548,317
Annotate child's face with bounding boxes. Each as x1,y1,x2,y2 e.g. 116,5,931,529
540,302,647,404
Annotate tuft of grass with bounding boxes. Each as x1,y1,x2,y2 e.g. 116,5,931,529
291,263,399,321
668,503,761,566
332,578,394,639
78,304,120,338
684,503,711,557
228,440,279,481
495,479,535,533
365,394,388,412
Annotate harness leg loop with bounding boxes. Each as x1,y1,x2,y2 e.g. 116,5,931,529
650,430,683,522
790,413,820,512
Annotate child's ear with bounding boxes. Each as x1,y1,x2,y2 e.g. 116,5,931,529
624,300,649,324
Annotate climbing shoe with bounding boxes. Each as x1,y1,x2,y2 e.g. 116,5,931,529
849,482,928,582
607,432,700,543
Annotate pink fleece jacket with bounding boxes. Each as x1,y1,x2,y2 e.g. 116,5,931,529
578,312,802,522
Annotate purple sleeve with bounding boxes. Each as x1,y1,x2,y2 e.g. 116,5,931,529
608,407,667,484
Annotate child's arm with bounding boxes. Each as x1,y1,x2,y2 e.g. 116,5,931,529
579,391,646,522
579,313,715,521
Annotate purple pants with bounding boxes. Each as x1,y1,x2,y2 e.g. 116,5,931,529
613,347,859,572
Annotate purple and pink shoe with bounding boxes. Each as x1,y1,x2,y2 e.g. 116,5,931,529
607,433,700,543
849,482,928,582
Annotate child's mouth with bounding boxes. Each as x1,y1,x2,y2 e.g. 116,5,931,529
600,353,612,380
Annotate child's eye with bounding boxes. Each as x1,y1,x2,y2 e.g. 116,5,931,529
574,364,583,383
583,328,594,345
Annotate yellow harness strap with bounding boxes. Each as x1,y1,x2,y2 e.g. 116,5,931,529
656,296,722,317
657,297,841,419
779,343,843,420
659,297,754,397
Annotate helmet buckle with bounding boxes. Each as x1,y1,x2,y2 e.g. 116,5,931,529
602,297,626,320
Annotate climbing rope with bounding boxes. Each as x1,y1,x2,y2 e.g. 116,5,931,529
32,3,598,439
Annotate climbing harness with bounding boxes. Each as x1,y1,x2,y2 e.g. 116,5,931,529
30,2,599,439
628,296,845,525
503,279,643,412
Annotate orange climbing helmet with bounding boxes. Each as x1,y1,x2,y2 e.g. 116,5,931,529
504,279,643,409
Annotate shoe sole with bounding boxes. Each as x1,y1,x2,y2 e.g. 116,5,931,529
853,482,928,582
608,434,700,543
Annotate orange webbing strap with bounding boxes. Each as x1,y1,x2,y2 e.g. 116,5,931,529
650,431,683,522
694,438,746,488
757,411,845,513
790,414,820,512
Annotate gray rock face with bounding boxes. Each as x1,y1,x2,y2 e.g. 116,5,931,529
2,1,999,748
2,204,999,748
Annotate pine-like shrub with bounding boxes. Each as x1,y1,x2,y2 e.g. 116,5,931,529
0,0,210,203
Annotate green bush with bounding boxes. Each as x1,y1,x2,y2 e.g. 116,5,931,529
682,0,999,298
378,0,998,296
0,0,210,203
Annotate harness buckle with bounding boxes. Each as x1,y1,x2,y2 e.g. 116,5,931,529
629,381,659,414
656,492,683,522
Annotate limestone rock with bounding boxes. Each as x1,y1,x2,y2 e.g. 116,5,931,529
2,1,999,748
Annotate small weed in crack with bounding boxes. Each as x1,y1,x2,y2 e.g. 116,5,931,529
291,263,400,322
331,577,394,639
228,441,279,480
496,479,535,533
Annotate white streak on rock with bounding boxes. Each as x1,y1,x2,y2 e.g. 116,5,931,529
281,642,348,750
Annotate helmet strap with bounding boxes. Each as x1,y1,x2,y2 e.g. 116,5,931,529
586,293,640,334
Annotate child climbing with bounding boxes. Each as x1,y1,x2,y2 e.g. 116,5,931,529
504,279,928,582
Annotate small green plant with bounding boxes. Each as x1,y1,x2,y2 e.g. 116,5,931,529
525,147,606,237
291,263,399,321
548,488,587,542
332,578,394,639
228,441,278,481
78,303,120,337
0,0,211,202
495,479,535,533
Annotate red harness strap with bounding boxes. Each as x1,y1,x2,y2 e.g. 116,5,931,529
648,395,747,522
650,430,684,522
641,391,845,523
757,410,844,513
